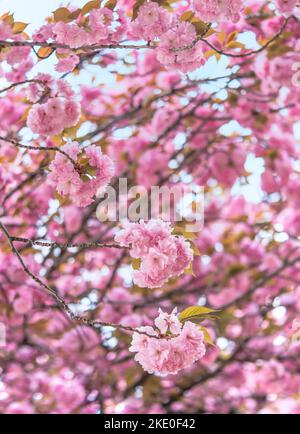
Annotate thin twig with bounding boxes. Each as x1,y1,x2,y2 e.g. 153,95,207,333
0,219,156,338
0,136,78,169
10,236,123,249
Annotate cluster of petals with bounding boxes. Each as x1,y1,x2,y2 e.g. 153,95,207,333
132,2,204,72
156,21,205,72
193,0,244,23
131,1,175,40
34,7,114,49
26,74,74,103
55,53,80,73
26,75,80,136
114,219,193,288
27,97,80,137
129,308,206,375
274,0,300,17
0,95,25,135
48,141,115,207
31,8,115,72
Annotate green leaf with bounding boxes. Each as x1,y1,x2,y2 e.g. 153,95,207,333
192,20,209,36
227,263,244,277
52,7,72,23
132,258,141,270
2,12,14,26
267,43,292,59
64,125,79,139
179,306,218,322
226,41,244,50
69,9,82,20
12,22,28,33
37,46,55,59
180,11,195,22
81,0,100,15
172,225,197,240
198,325,215,346
54,191,69,206
226,31,238,44
104,0,117,10
80,174,91,183
85,165,97,177
189,241,201,256
184,261,195,276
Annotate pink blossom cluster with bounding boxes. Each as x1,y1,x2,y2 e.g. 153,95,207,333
131,1,175,40
26,73,74,103
115,219,193,288
0,29,33,83
55,53,80,73
27,97,80,137
255,52,299,94
31,7,116,72
53,7,114,48
193,0,244,23
0,94,26,135
129,308,206,375
157,21,205,72
132,2,204,72
48,141,115,207
26,74,81,136
34,8,114,49
274,0,300,17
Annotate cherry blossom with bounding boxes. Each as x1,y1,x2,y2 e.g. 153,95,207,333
115,220,193,288
193,0,244,23
131,1,175,41
129,308,206,375
48,142,115,207
27,97,81,137
156,21,205,72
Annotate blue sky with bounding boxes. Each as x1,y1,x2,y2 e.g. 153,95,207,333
0,0,85,29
